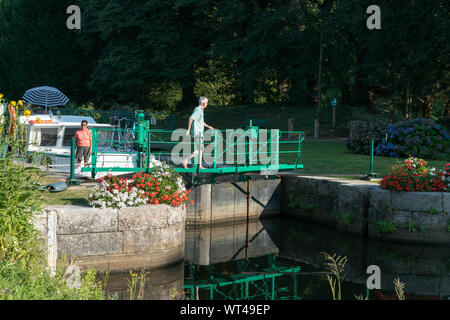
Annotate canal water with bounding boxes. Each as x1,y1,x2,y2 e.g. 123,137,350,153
101,216,450,300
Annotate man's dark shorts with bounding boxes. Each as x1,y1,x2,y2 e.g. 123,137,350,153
76,146,91,164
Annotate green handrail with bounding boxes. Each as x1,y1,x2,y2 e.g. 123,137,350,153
81,127,305,177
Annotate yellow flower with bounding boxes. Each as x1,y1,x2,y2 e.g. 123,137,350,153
24,110,31,117
36,117,42,123
18,100,23,106
0,93,3,99
10,101,17,107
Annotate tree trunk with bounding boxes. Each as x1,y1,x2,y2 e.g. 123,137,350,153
353,46,370,110
405,81,411,118
421,95,433,118
341,82,352,106
181,85,196,109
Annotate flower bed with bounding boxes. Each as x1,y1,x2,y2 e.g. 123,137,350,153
87,162,192,209
380,156,450,192
375,118,450,158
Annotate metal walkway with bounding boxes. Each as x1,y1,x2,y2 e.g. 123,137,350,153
72,111,305,182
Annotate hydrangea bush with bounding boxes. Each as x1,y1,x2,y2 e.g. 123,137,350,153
87,162,192,208
375,118,450,158
380,156,450,192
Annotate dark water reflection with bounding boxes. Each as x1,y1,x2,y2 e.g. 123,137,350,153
101,216,450,300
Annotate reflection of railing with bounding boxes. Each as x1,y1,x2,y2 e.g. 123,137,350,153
74,126,305,179
184,254,301,300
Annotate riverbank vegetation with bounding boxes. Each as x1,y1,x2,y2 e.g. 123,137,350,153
0,109,105,300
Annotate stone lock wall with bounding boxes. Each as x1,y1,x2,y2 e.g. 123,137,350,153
35,204,185,272
281,175,450,245
369,189,450,244
186,179,281,224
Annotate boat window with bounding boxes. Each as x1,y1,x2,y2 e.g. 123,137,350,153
40,128,58,146
63,128,79,146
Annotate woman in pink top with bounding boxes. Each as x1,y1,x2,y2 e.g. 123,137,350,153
74,120,92,167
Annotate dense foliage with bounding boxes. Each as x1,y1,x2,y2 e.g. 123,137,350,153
0,0,447,119
0,93,106,300
380,157,449,192
346,114,392,155
0,261,105,300
375,118,450,158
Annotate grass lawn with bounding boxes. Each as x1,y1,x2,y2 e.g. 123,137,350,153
38,174,91,206
172,104,352,137
40,186,90,206
293,140,448,177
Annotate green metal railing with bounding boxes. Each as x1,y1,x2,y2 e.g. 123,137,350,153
75,127,305,180
70,110,305,180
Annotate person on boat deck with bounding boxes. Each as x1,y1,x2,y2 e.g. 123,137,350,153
75,120,92,168
182,96,214,169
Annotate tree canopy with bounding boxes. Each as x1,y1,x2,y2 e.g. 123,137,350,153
0,0,447,118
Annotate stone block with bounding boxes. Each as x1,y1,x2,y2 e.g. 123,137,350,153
122,223,184,253
391,192,443,212
369,188,391,212
33,212,48,239
167,205,185,225
313,194,334,215
119,205,169,231
368,207,377,224
370,227,424,244
376,210,413,227
233,181,258,219
286,177,318,195
196,184,212,222
411,211,450,231
336,185,369,217
256,179,280,215
317,179,341,198
211,183,236,221
148,244,185,268
74,255,110,272
55,206,118,235
444,193,450,214
57,232,123,257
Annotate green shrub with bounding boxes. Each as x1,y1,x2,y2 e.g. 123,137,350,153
0,260,105,300
346,114,392,155
0,152,43,262
0,95,106,299
376,220,397,234
375,118,450,158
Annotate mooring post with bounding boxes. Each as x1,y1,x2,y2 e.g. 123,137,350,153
364,138,378,180
68,137,80,186
370,138,374,174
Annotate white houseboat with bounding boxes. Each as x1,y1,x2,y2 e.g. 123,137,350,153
15,110,138,179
